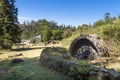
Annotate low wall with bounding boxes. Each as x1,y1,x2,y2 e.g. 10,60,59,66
39,47,115,80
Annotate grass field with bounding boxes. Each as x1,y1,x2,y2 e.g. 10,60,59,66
0,45,65,80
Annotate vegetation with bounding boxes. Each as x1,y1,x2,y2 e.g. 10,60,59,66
69,61,94,80
41,25,52,42
19,20,75,42
0,0,21,49
61,12,120,56
0,58,65,80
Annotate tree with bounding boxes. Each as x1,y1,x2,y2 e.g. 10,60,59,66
94,20,105,27
0,0,21,49
62,28,72,38
111,16,116,21
52,30,62,40
41,26,52,42
104,12,112,24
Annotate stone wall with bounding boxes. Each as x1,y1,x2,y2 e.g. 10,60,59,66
40,47,94,80
39,47,120,80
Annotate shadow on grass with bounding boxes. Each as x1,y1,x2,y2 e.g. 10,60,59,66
0,56,65,80
11,47,48,51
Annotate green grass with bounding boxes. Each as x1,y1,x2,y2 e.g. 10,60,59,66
61,31,80,46
0,57,65,80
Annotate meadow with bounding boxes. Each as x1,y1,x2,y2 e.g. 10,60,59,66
0,45,65,80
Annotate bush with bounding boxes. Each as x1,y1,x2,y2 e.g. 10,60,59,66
69,60,93,80
102,24,120,43
62,28,73,38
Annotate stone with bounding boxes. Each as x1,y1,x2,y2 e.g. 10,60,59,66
16,53,23,56
8,54,15,58
8,53,23,58
99,66,107,72
97,72,110,80
108,69,120,80
11,58,24,64
90,71,97,76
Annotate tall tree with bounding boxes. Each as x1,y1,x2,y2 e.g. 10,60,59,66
104,12,112,24
0,0,21,49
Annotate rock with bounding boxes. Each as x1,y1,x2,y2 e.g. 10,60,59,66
16,53,23,56
8,53,23,58
11,58,24,64
90,71,97,76
99,66,107,72
108,69,120,80
62,53,71,59
97,72,110,80
0,69,8,75
8,54,15,58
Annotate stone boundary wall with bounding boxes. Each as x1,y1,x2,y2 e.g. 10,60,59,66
39,47,120,80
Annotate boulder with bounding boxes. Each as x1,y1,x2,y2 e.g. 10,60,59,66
11,58,24,64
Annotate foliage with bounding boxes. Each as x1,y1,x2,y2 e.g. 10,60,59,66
77,24,92,33
104,12,112,24
102,24,120,43
62,31,80,46
62,28,73,38
30,38,36,43
94,20,105,27
69,60,94,80
41,25,52,42
0,0,21,49
51,29,62,40
19,19,75,41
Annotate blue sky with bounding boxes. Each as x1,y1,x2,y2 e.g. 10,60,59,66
16,0,120,26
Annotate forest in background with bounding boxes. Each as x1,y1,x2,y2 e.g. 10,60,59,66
20,12,120,44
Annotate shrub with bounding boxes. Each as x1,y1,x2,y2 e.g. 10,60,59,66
69,60,93,80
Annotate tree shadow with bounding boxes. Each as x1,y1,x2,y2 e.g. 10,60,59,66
11,46,49,51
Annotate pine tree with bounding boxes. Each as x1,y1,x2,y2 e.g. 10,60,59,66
0,0,21,49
